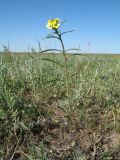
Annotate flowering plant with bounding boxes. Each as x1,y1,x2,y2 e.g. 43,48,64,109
43,18,79,97
45,18,78,57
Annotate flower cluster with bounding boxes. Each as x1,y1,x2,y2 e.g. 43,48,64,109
46,18,60,30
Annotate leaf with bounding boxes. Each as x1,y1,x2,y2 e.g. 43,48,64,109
46,35,59,39
61,30,74,35
41,49,62,53
40,58,63,67
66,48,80,52
71,72,80,77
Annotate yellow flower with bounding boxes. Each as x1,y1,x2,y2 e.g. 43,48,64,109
46,18,60,29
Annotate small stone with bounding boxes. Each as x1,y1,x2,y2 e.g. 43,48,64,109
70,141,76,147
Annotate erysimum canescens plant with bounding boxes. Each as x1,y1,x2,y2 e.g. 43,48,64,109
45,18,77,55
44,18,79,97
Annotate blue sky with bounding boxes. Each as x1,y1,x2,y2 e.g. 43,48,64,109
0,0,120,53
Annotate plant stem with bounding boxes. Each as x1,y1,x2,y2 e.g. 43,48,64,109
55,29,69,97
55,30,66,58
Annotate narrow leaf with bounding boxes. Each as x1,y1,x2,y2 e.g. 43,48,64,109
46,36,59,39
41,49,62,53
40,58,63,67
66,48,80,52
61,30,74,35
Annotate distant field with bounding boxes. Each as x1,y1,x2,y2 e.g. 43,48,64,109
0,52,120,159
2,51,120,56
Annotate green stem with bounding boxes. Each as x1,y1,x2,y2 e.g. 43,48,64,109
55,29,69,97
59,35,65,53
55,30,66,56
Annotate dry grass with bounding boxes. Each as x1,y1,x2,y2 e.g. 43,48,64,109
0,53,120,159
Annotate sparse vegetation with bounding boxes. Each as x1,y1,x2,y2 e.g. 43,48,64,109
0,52,120,159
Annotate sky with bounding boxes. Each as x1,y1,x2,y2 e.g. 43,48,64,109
0,0,120,53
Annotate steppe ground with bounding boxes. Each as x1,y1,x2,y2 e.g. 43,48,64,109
0,52,120,159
